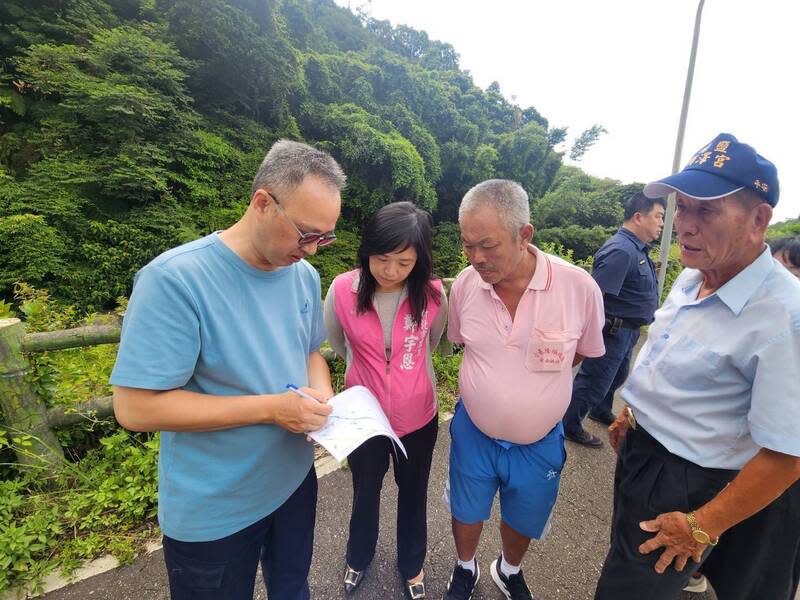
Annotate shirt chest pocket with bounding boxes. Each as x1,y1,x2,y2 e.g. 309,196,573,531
525,328,579,372
655,335,723,390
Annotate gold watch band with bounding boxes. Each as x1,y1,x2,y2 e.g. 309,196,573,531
686,511,719,546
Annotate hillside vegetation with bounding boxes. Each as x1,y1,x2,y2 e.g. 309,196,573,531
1,0,629,310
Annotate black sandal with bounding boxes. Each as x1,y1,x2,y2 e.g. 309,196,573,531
343,565,365,593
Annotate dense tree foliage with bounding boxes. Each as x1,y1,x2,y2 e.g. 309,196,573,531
533,167,642,260
767,218,800,239
1,0,624,309
569,124,608,161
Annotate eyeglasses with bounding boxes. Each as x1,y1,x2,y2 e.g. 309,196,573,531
267,191,337,247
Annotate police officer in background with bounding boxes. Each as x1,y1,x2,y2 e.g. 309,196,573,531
563,192,665,447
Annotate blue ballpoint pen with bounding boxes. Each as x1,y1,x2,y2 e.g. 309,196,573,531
286,383,322,403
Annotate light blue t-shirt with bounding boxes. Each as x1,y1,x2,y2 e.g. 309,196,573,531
110,233,326,541
623,246,800,469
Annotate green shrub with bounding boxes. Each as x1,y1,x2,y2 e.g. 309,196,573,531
653,242,683,302
433,350,461,414
767,218,800,239
0,214,68,296
0,431,159,593
536,224,616,261
305,228,359,293
432,222,465,278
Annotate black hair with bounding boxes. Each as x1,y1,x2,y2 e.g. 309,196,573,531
769,236,800,269
624,192,667,221
357,201,440,325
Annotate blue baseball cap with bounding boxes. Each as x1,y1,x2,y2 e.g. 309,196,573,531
643,133,779,207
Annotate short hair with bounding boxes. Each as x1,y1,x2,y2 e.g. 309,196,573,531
458,179,530,235
250,139,346,197
769,236,800,269
732,188,768,211
624,192,666,221
357,201,440,325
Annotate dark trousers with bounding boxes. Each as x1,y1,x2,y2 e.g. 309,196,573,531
347,415,438,580
563,327,639,435
594,426,737,600
702,479,800,600
163,466,317,600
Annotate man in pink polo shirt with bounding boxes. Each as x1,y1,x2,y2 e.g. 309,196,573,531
442,179,605,600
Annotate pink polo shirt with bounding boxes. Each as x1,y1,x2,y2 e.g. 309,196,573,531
448,245,605,444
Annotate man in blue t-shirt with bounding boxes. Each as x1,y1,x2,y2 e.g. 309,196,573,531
563,192,665,447
111,140,346,600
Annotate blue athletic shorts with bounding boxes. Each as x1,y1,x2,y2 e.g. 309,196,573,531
448,402,566,539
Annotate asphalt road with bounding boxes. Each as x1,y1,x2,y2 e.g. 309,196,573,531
42,414,719,600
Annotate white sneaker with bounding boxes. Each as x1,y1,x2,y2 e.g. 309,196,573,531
683,574,708,593
490,556,533,600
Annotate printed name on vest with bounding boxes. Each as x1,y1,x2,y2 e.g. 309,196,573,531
400,311,429,371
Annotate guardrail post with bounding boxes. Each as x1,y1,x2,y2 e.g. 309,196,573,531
0,318,65,471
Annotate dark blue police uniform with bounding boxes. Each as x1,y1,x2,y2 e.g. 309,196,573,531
563,227,657,437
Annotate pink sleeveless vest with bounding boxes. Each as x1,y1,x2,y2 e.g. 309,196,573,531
333,269,442,437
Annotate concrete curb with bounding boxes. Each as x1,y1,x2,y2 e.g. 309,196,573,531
3,412,455,600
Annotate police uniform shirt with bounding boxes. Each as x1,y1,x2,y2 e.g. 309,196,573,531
591,227,658,325
621,247,800,469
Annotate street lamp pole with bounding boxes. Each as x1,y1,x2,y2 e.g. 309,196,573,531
657,0,706,298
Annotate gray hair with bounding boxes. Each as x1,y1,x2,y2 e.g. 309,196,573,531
250,139,346,197
459,179,531,234
732,188,768,210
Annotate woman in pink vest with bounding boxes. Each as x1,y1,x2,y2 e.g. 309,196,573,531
324,201,447,600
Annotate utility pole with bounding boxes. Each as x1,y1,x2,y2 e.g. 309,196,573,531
657,0,706,298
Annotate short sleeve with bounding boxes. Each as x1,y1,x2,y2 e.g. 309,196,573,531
429,286,449,348
447,276,464,344
110,265,201,390
592,247,632,297
576,277,606,358
748,326,800,457
323,281,347,358
308,270,326,353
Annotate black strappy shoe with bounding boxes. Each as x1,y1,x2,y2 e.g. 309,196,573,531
343,564,365,594
405,578,426,599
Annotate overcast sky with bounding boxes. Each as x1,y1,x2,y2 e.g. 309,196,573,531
337,0,799,223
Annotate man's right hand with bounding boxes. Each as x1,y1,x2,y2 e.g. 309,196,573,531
608,408,631,455
272,388,333,433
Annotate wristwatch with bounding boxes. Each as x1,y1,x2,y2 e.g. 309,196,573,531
686,511,719,546
625,406,637,429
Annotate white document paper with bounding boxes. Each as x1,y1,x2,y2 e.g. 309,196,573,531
309,385,407,462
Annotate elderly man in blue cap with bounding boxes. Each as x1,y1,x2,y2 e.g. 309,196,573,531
593,133,800,600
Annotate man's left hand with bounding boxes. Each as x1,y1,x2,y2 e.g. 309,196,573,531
638,512,706,573
317,387,335,402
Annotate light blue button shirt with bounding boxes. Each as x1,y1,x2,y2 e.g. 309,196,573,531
622,246,800,469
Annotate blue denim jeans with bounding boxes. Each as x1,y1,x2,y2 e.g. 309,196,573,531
163,466,317,600
563,327,640,436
